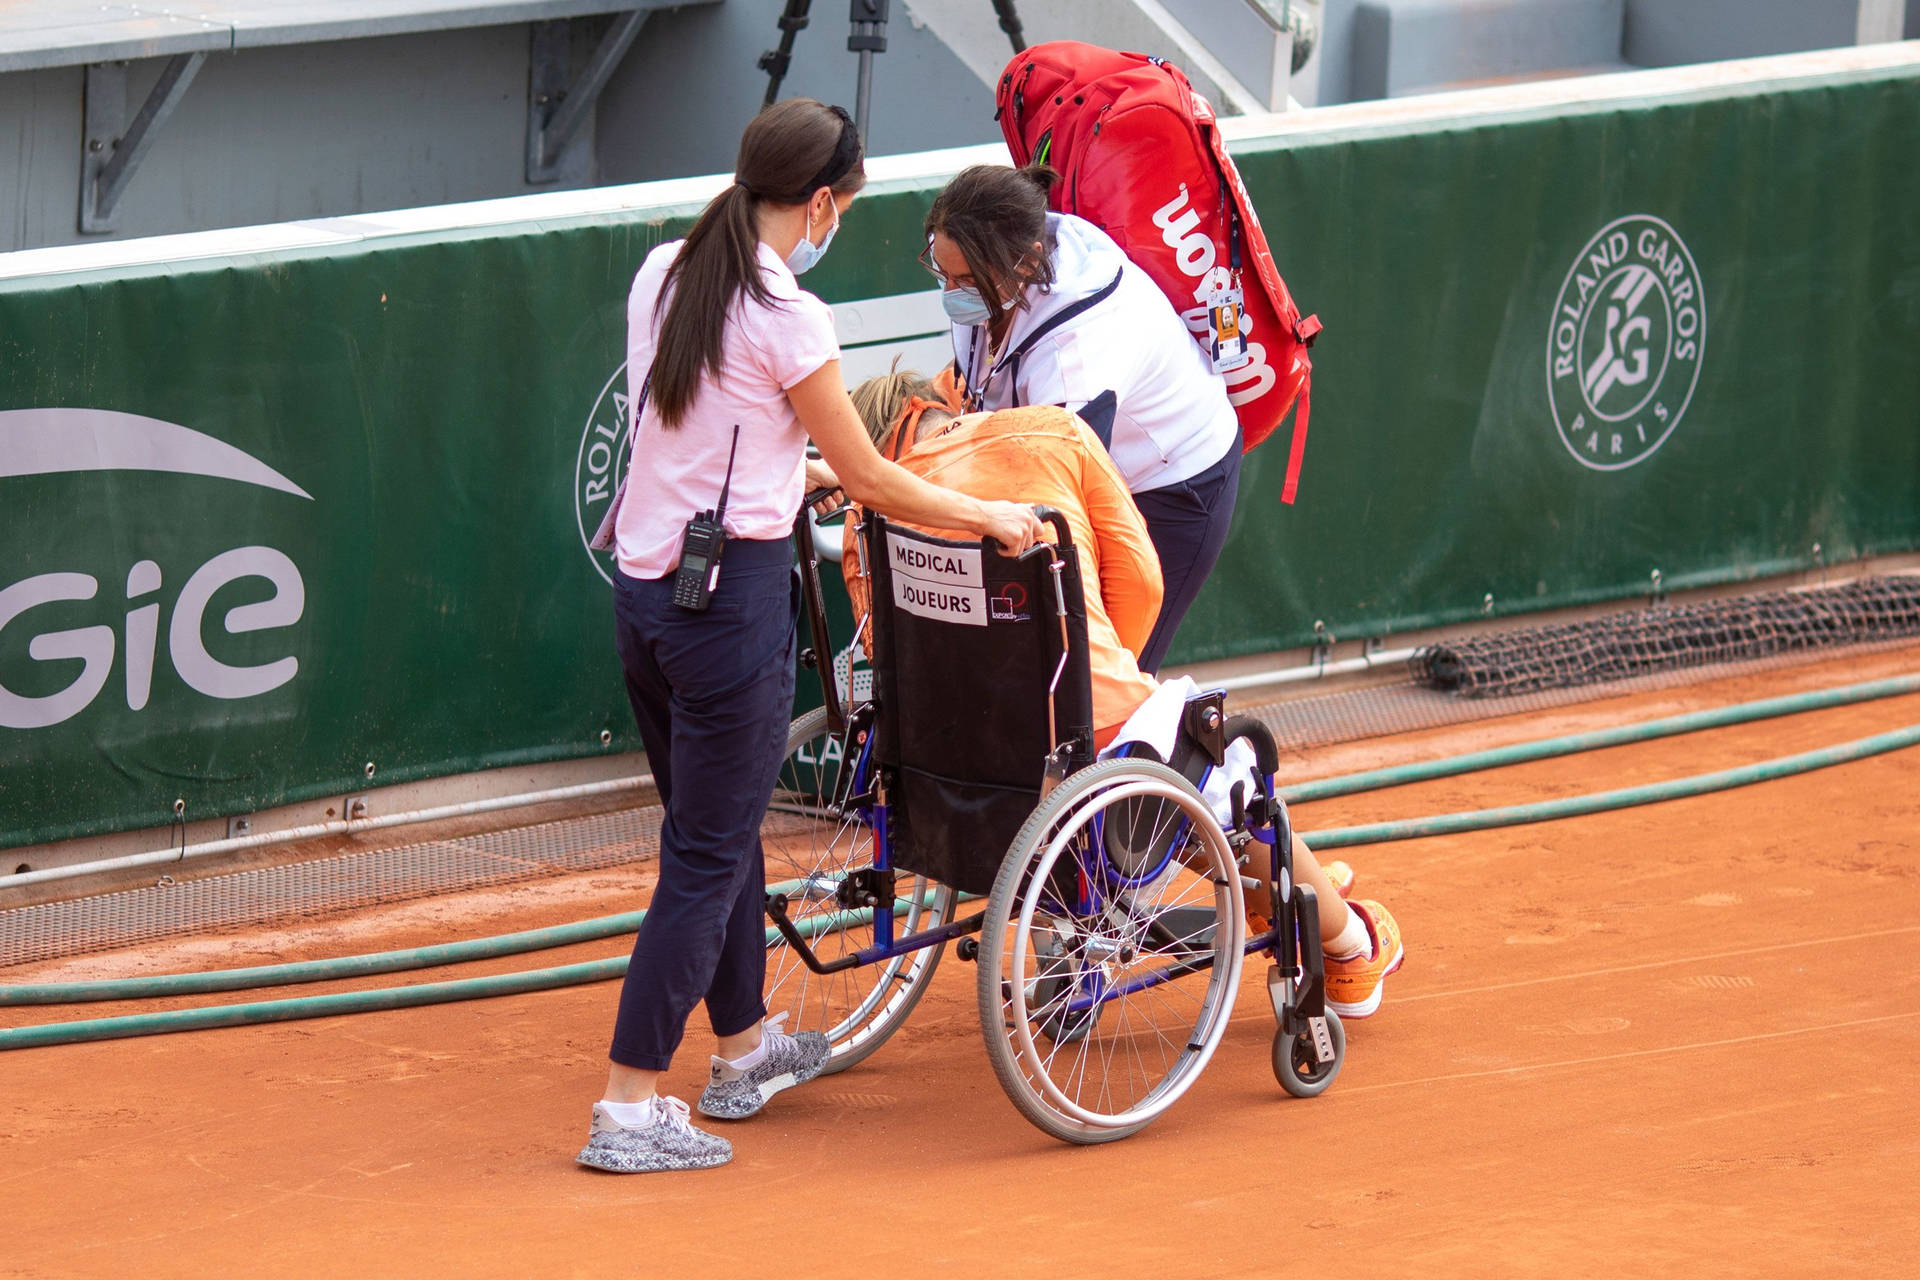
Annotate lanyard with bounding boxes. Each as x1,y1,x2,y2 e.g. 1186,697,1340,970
961,270,1123,412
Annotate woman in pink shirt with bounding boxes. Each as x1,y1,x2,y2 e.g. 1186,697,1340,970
577,100,1042,1176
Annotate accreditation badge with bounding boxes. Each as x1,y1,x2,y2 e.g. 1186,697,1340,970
1207,284,1249,373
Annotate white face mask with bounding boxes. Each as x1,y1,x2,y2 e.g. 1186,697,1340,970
941,286,994,327
785,197,839,275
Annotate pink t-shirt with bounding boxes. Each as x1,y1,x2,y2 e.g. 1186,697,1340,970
614,240,840,579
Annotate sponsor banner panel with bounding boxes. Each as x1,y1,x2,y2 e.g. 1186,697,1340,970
0,196,937,848
1185,64,1920,662
4,60,1919,846
0,230,674,847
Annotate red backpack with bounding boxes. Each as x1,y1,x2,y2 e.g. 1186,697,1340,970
995,41,1321,503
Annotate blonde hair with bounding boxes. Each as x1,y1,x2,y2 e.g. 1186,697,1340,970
849,363,943,447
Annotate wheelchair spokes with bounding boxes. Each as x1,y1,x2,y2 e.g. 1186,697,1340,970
763,707,952,1075
977,758,1244,1144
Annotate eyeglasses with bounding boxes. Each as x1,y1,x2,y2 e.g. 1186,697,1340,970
917,238,975,290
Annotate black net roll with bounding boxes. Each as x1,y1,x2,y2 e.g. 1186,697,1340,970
1409,575,1920,697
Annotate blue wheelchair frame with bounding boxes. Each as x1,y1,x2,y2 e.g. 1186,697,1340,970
764,499,1333,1048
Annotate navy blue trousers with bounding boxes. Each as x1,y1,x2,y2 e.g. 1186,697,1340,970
607,537,798,1071
1133,441,1242,674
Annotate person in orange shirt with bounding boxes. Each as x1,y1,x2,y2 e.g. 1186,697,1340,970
838,368,1407,1019
840,371,1160,750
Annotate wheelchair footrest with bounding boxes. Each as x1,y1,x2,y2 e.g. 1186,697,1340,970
1146,905,1220,960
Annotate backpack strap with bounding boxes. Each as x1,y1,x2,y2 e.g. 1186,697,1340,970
1281,384,1309,506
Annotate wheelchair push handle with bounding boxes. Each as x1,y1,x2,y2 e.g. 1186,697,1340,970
803,486,852,519
1016,506,1073,561
1223,715,1281,778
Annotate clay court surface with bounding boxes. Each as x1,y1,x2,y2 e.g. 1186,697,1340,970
4,647,1918,1278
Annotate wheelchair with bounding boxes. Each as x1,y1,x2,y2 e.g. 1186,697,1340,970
759,502,1345,1144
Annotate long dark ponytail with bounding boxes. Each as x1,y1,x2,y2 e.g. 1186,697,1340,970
649,98,866,428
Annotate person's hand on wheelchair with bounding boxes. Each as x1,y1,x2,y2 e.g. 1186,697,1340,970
806,451,1039,555
980,501,1046,557
804,458,848,519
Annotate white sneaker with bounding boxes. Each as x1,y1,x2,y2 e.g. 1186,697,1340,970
697,1014,830,1120
575,1096,731,1173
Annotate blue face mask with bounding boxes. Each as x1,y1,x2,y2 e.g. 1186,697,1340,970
785,199,839,275
941,286,995,327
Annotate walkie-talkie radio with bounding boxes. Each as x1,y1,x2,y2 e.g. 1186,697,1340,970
672,425,741,612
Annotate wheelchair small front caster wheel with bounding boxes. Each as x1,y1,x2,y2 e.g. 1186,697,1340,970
956,937,980,963
1273,1009,1344,1098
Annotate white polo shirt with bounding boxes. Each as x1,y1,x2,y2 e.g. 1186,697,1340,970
614,240,840,579
951,214,1240,494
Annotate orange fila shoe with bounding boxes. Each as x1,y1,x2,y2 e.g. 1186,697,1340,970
1322,860,1355,899
1324,899,1404,1019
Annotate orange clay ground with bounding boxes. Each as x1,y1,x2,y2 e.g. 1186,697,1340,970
3,646,1917,1279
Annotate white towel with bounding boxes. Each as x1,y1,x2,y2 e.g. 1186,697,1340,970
1099,676,1262,827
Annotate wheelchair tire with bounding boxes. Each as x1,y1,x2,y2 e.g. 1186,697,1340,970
976,757,1244,1145
1272,1008,1344,1098
763,707,952,1076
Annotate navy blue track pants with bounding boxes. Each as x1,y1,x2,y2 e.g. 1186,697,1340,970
607,537,798,1071
1133,440,1242,674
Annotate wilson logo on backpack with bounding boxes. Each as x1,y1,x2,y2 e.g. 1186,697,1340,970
1151,182,1276,405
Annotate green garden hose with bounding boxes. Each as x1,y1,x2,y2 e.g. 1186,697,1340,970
0,910,649,1007
5,719,1915,1050
1306,721,1920,849
0,954,634,1052
1279,672,1920,803
7,673,1916,1010
0,877,827,1005
0,901,910,1052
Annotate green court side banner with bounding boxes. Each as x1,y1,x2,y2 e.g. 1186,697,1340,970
1193,55,1920,660
4,51,1918,848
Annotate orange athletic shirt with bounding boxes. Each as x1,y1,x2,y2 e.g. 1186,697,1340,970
842,405,1162,746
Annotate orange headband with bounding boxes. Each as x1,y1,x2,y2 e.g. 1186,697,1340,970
886,395,951,461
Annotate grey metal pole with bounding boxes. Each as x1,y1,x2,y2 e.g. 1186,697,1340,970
848,0,889,146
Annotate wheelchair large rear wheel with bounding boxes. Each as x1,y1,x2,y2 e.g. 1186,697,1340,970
977,758,1244,1144
762,707,953,1075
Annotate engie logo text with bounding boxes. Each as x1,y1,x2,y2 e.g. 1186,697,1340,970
0,410,312,730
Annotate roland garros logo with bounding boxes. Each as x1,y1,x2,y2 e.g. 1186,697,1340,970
1548,216,1705,470
574,362,632,585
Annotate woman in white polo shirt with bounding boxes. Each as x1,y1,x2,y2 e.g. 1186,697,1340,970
576,100,1041,1176
925,163,1242,673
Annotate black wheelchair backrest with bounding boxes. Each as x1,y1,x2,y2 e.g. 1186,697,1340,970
866,511,1095,894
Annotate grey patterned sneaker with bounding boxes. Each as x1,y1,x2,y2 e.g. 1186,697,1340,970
575,1096,731,1173
697,1014,831,1120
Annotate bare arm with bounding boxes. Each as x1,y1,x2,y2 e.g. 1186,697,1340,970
788,360,1043,554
